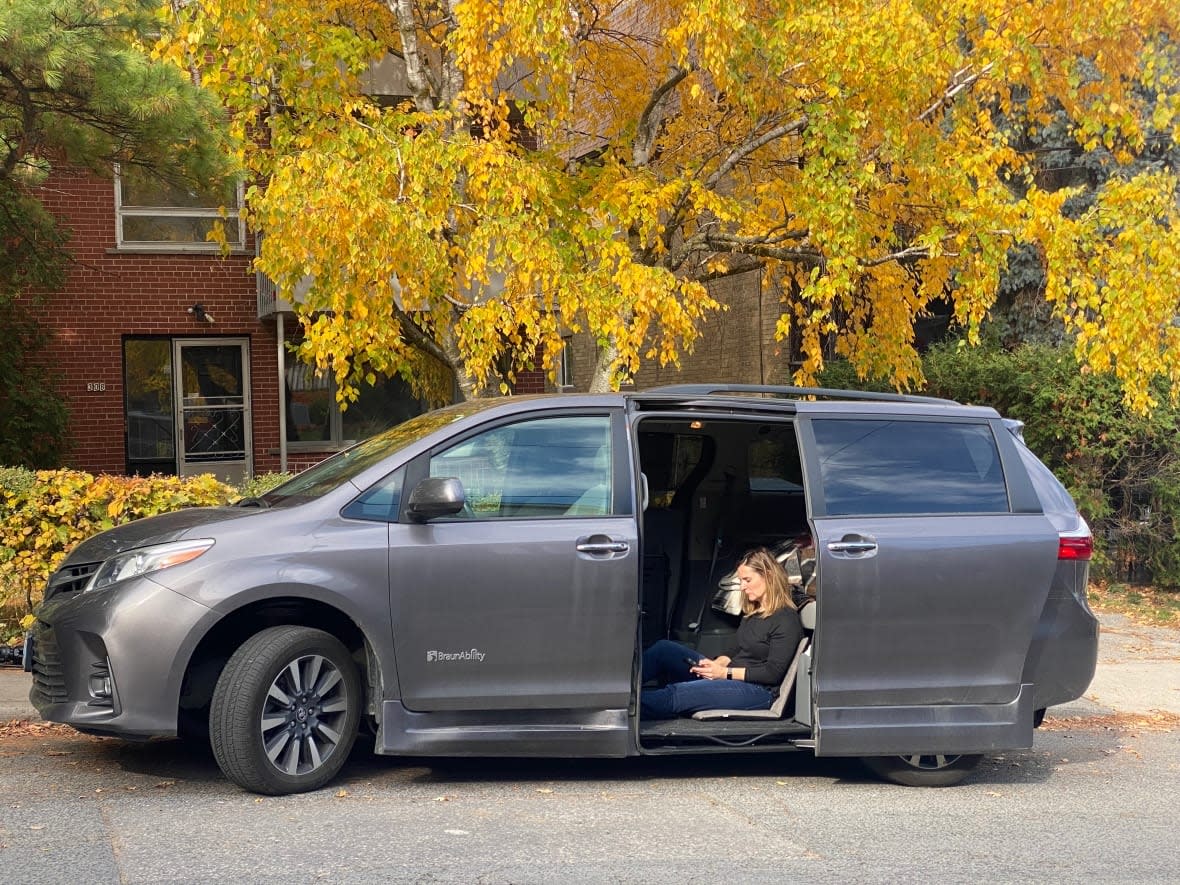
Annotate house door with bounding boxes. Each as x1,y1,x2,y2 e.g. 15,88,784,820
174,339,253,484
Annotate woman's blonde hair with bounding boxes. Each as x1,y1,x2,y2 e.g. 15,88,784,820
737,547,796,617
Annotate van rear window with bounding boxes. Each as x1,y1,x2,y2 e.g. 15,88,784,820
812,419,1009,515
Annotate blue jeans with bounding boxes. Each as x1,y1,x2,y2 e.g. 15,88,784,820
640,640,773,719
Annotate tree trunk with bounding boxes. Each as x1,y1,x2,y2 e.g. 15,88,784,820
588,339,619,394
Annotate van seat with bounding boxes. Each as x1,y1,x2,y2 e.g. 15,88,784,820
799,599,816,631
690,633,810,721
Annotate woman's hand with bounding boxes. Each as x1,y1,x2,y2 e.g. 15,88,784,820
690,658,729,680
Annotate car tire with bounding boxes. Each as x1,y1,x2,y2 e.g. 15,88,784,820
861,753,983,787
210,626,362,795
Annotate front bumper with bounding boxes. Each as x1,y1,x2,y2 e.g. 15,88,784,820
29,576,216,738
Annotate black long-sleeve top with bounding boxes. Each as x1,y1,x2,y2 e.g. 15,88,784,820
723,607,804,687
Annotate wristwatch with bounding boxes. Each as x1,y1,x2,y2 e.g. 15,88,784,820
725,668,732,680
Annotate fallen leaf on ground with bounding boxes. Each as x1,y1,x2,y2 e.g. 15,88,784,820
0,720,73,739
1040,710,1180,733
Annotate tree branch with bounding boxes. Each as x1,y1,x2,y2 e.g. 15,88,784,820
704,114,809,190
632,65,690,168
917,63,995,123
392,302,449,364
665,226,814,272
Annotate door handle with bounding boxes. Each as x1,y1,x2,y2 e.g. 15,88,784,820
827,537,877,555
576,540,630,554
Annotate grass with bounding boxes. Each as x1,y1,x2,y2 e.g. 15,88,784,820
1088,581,1180,627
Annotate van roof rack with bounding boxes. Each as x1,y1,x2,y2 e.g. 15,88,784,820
639,383,959,406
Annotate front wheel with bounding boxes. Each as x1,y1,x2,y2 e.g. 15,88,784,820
210,626,362,795
861,753,983,787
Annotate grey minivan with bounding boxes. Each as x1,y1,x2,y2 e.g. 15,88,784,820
27,385,1099,794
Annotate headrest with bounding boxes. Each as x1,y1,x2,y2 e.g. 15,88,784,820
799,600,816,630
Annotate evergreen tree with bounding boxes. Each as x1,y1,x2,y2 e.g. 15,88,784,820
0,0,231,299
1,0,231,465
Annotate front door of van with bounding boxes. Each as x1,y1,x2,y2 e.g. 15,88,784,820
798,414,1059,756
387,411,638,714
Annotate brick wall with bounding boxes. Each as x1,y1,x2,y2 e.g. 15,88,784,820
566,267,793,393
514,367,548,394
24,167,294,476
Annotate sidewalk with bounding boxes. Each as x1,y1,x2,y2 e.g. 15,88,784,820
1079,610,1180,715
1,664,34,720
3,611,1178,725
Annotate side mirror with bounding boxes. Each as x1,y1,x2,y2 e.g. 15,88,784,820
407,476,466,523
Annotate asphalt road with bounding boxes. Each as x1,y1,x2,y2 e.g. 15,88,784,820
2,612,1178,884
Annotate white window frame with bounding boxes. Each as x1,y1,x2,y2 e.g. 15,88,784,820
557,335,574,389
114,166,245,252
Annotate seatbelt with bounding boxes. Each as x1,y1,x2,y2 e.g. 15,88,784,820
690,470,735,631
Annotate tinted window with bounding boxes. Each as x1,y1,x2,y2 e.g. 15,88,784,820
1014,439,1077,516
430,416,612,518
813,419,1008,515
748,426,803,492
638,431,705,508
343,467,405,522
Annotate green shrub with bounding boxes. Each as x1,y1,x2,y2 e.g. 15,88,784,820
0,470,237,616
235,471,294,499
820,343,1180,587
0,465,36,499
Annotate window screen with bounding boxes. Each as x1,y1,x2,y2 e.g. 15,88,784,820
812,419,1008,515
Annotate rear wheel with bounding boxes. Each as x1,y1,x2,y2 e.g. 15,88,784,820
211,626,362,795
861,753,982,787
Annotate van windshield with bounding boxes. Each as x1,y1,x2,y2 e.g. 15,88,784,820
260,401,496,505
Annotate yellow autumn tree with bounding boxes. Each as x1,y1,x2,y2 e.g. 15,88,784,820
158,1,1180,409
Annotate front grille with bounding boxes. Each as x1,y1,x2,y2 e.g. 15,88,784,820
29,623,67,704
45,562,101,600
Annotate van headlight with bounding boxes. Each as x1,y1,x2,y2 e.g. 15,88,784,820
85,539,215,593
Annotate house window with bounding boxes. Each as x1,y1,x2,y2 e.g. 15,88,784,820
284,356,428,449
115,166,244,250
557,336,574,389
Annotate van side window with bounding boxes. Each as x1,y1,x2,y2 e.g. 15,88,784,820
638,431,704,508
748,427,804,492
812,419,1008,515
343,466,406,522
430,415,612,518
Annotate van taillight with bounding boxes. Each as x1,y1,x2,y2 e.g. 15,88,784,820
1058,535,1093,561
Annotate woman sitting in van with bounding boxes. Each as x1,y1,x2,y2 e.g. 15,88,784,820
641,547,803,719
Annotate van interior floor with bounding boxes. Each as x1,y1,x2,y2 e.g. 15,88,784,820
639,717,811,748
